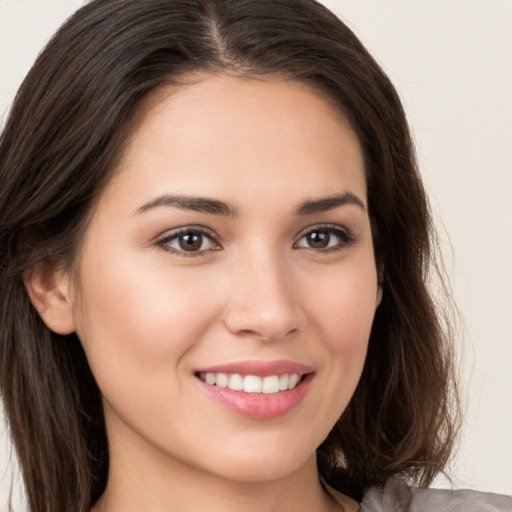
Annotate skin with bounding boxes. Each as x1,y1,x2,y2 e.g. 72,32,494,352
29,75,380,511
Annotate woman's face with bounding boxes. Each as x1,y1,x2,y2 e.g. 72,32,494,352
69,75,380,483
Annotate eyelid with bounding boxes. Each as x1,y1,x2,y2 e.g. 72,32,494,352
154,223,355,257
293,223,356,250
156,225,222,257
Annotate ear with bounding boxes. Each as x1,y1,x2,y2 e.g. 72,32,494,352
23,261,76,335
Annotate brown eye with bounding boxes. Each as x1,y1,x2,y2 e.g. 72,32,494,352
305,230,331,249
295,226,354,251
158,228,218,256
178,232,204,251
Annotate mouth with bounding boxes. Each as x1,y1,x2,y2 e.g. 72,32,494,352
195,371,308,394
194,362,315,419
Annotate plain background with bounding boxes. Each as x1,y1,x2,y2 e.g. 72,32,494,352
0,0,511,509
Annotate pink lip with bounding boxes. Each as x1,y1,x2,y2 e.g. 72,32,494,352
195,360,314,377
195,360,315,419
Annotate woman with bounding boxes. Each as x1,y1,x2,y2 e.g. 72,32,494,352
0,1,510,511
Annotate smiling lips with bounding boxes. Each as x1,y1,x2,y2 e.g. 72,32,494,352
198,372,303,393
195,360,314,419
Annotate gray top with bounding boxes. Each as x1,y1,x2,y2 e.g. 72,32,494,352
359,478,512,512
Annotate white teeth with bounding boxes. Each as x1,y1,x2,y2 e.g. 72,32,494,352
288,373,299,389
205,372,216,385
279,374,289,391
243,375,262,393
228,373,244,391
262,375,280,394
199,372,303,393
216,373,229,388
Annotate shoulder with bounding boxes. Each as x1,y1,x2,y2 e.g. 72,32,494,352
360,478,512,512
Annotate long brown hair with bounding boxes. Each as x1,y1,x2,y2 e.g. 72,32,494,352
0,1,459,510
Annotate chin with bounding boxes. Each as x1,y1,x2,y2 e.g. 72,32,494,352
198,438,317,484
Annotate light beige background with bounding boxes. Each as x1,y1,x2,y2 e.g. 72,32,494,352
1,0,511,509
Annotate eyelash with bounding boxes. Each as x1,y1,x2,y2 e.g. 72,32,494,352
156,226,220,258
156,224,356,258
294,224,356,252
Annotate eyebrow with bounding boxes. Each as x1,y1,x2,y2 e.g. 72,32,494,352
135,191,365,217
295,192,366,215
135,195,238,217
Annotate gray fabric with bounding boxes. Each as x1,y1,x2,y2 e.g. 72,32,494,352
360,478,512,512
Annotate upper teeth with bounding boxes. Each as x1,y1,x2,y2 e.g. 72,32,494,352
199,373,302,394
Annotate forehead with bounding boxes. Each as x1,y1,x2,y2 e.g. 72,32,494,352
102,74,366,214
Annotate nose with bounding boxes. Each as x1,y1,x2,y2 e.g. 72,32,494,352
223,247,305,342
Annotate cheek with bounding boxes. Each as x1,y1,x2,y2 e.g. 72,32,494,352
305,257,378,394
72,251,220,386
310,259,378,346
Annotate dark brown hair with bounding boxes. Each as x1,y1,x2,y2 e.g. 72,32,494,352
0,1,459,510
